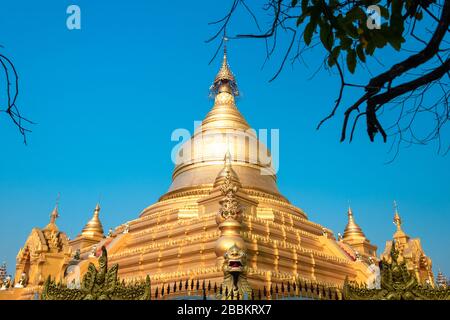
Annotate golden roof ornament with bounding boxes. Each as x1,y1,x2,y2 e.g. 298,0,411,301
45,205,59,232
393,201,401,229
210,38,239,96
214,150,242,188
217,165,243,223
81,203,104,239
214,152,246,258
45,193,61,231
217,244,252,300
392,201,408,240
343,206,366,240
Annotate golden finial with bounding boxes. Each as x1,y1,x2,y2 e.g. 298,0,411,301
393,200,402,230
392,201,409,240
211,35,239,96
45,193,60,231
50,206,59,223
343,205,366,240
52,192,60,221
81,203,105,240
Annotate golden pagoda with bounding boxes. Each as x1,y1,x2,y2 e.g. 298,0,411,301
70,203,105,251
380,202,434,285
13,206,72,297
1,48,437,300
339,206,377,261
83,48,377,289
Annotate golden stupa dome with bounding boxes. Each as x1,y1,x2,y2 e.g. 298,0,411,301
168,48,280,197
80,203,104,240
343,207,367,240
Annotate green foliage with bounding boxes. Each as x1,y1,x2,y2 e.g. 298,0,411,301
304,20,317,45
291,0,424,73
319,21,334,50
356,43,366,63
327,45,341,67
346,49,357,73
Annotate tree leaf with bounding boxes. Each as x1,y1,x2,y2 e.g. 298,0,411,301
328,46,341,67
379,5,389,19
332,46,341,59
365,40,376,55
296,7,311,26
346,49,357,73
356,43,366,62
347,24,359,38
340,36,353,50
345,7,366,22
387,35,403,51
320,22,334,50
304,21,316,45
372,31,387,48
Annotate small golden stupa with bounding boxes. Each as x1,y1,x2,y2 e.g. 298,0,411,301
380,202,434,285
70,203,105,251
341,206,377,260
14,206,72,289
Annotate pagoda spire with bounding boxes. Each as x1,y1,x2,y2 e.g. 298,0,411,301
393,200,402,231
49,206,59,225
392,201,409,240
436,269,447,288
202,42,249,133
81,203,104,240
45,201,60,232
211,37,239,96
343,206,366,240
0,261,7,283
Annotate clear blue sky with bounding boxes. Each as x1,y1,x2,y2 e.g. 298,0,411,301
0,1,449,278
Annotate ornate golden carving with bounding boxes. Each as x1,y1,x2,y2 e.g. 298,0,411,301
380,205,434,284
343,241,450,300
215,159,247,259
218,171,243,222
217,244,252,300
41,247,150,300
211,45,239,96
14,207,72,287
